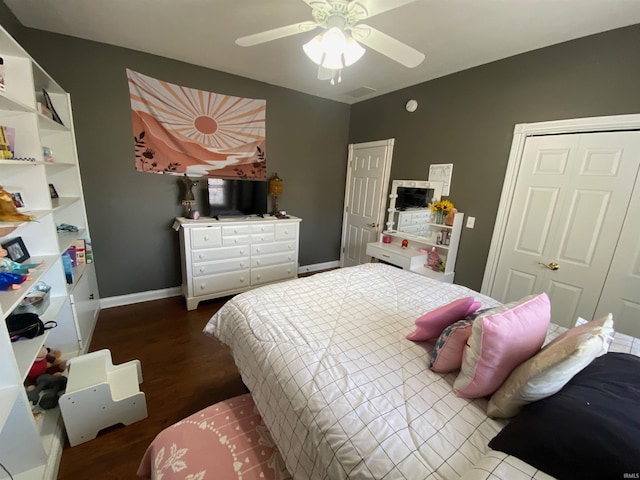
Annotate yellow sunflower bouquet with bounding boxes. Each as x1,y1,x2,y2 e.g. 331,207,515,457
429,199,455,224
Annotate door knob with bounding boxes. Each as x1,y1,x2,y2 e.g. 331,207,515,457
367,223,377,228
538,261,560,271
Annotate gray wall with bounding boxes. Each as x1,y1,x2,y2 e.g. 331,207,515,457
5,11,350,297
349,24,640,290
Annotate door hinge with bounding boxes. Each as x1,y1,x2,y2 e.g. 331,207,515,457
342,247,345,253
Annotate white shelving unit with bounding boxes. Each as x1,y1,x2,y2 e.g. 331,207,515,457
0,24,100,479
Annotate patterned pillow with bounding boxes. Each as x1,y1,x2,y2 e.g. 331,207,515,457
429,310,488,373
406,297,481,342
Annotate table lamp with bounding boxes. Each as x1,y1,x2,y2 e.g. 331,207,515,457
268,173,283,216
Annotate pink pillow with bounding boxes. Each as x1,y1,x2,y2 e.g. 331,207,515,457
406,297,481,342
453,293,551,398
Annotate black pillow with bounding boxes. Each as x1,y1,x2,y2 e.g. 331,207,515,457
489,352,640,480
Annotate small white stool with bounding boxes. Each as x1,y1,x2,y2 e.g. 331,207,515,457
59,349,148,446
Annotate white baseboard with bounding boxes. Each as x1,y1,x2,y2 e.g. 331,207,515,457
100,261,341,308
100,287,182,309
298,260,341,274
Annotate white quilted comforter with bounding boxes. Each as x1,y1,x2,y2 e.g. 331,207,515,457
204,264,576,479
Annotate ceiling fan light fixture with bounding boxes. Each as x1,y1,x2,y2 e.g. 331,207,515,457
302,35,324,65
343,36,365,66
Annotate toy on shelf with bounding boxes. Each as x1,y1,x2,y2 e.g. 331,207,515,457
26,346,68,409
0,271,28,290
0,185,35,222
1,247,42,275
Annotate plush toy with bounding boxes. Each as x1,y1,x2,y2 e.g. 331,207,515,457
25,347,68,409
45,347,67,376
0,185,35,222
27,346,48,380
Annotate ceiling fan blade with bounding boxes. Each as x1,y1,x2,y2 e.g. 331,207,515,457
353,0,419,20
236,21,318,47
353,24,424,68
302,0,331,12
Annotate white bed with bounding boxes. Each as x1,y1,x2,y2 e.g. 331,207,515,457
204,263,636,479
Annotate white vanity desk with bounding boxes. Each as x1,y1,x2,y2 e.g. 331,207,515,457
365,180,463,283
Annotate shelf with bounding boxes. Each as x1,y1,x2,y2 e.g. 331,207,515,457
37,114,68,132
44,161,75,169
51,196,80,211
0,255,59,316
0,92,34,113
57,228,86,253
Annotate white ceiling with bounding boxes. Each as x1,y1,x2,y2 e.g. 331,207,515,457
6,0,640,104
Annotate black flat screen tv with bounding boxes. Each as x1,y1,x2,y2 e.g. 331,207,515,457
396,186,436,210
207,178,268,217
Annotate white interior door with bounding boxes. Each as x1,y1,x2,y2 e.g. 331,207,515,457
491,131,640,327
340,139,394,268
594,168,640,337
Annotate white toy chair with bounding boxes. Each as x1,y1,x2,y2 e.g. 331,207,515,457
59,349,148,446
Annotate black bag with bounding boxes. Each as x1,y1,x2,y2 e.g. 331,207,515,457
6,312,56,341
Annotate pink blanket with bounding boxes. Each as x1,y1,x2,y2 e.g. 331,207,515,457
137,394,290,479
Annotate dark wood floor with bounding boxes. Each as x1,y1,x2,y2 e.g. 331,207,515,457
57,295,247,479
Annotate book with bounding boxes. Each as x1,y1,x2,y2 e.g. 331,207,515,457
0,125,15,159
0,56,5,93
72,239,86,264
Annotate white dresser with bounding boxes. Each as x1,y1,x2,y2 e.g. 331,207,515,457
176,216,301,310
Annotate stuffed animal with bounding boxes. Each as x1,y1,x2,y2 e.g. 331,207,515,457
27,346,48,380
0,186,35,222
45,347,67,376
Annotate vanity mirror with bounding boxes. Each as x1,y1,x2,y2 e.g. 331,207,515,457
385,179,444,238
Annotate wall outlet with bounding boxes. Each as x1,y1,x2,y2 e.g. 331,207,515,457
466,216,476,229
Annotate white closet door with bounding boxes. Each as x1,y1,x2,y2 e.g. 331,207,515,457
491,131,640,327
594,166,640,337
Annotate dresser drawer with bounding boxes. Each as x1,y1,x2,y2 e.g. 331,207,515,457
366,243,412,269
251,223,275,234
275,223,298,241
191,227,222,249
192,270,250,296
251,251,296,268
222,235,250,247
192,257,250,277
222,225,251,237
251,233,275,244
251,263,297,286
192,245,249,263
252,241,296,256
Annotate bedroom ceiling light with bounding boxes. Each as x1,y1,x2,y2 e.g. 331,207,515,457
303,27,365,85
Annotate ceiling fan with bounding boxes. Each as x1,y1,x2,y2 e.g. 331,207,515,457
236,0,425,84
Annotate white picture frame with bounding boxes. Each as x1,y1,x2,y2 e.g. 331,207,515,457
428,163,453,196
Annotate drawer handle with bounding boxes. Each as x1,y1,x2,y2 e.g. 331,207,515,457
287,256,291,260
287,269,291,274
240,277,245,283
256,275,261,280
288,245,292,249
234,229,238,234
198,253,204,259
204,235,209,241
382,254,390,258
256,260,261,265
199,267,205,272
260,237,264,241
240,249,244,255
200,284,205,290
256,248,260,253
240,262,245,267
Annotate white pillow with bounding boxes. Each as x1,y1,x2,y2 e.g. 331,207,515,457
487,313,614,418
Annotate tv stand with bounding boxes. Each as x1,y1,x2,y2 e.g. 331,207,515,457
175,215,301,309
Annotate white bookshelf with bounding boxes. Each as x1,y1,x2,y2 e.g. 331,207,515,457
0,23,100,479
